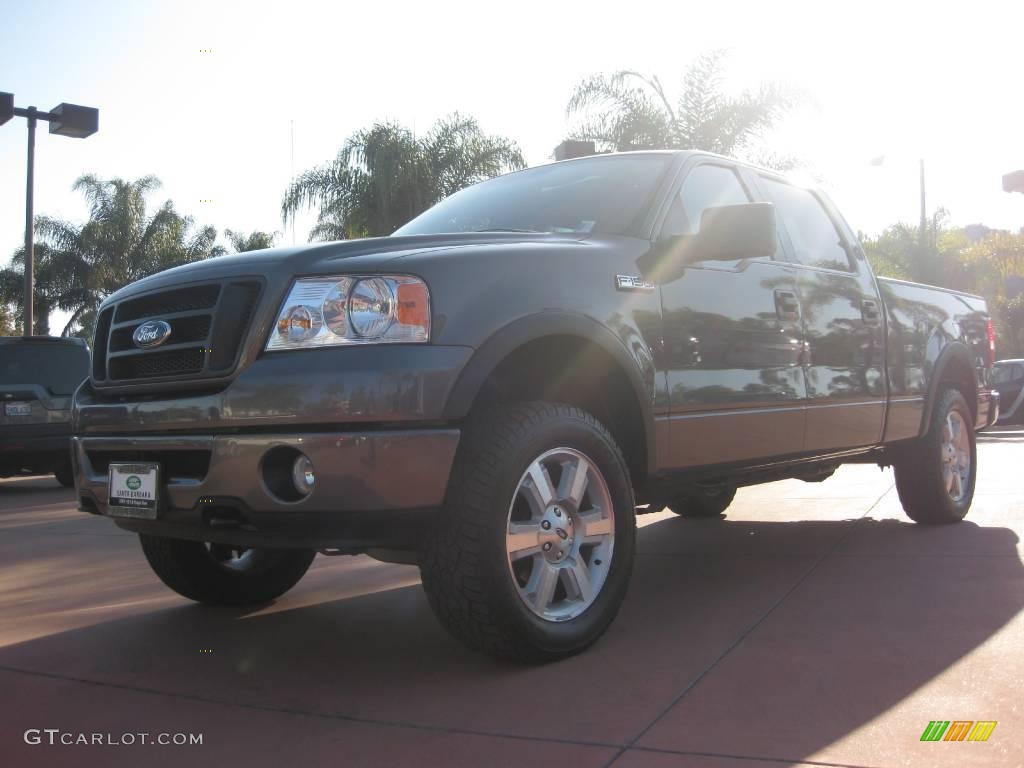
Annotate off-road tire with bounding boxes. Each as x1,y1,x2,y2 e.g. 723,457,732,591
893,387,976,524
420,401,636,662
140,535,315,606
53,462,74,488
668,486,736,518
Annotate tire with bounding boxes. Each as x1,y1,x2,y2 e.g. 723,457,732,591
893,387,976,524
54,462,74,488
420,401,636,661
668,486,736,518
139,535,315,606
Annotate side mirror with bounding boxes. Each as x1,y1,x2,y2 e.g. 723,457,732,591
638,202,776,283
691,202,776,262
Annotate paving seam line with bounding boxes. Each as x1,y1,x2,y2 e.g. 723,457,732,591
600,483,894,768
623,744,882,768
0,663,620,752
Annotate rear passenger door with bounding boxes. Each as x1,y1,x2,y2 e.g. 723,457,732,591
658,160,806,468
755,175,886,451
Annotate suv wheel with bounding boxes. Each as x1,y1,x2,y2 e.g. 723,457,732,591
420,401,636,661
894,387,977,524
139,535,315,605
53,462,74,488
668,486,736,518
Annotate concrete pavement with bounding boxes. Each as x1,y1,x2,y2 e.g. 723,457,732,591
1,429,1022,767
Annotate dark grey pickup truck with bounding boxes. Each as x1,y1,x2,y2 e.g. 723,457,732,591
72,151,1000,660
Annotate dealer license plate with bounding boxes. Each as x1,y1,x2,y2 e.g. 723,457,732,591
107,463,161,519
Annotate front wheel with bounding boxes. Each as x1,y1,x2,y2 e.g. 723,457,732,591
893,387,977,524
139,535,315,606
420,402,636,661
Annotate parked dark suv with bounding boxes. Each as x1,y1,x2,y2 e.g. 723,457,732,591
1,336,90,486
993,359,1024,424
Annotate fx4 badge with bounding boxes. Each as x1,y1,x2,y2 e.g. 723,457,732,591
615,275,655,292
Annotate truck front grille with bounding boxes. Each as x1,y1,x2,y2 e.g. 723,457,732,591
85,448,212,481
92,278,263,388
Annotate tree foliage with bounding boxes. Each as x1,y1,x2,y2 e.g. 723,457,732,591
225,229,278,252
566,50,798,166
0,303,17,336
862,218,1024,357
281,114,525,240
0,175,225,339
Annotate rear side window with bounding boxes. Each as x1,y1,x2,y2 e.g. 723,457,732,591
663,164,750,237
760,177,853,272
0,343,90,395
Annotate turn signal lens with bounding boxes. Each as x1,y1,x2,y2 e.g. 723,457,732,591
397,281,430,327
987,319,996,366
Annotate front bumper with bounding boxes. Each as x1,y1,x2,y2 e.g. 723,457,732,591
73,428,459,549
0,425,73,472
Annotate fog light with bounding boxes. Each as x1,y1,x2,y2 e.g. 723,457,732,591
291,455,315,496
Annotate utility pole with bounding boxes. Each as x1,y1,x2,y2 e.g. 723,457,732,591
1,92,98,336
24,107,36,335
919,158,927,242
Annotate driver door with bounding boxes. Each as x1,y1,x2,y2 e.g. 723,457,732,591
658,159,806,468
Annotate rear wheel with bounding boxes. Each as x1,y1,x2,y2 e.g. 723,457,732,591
894,387,976,524
53,462,74,488
668,486,736,518
420,401,636,661
140,535,315,606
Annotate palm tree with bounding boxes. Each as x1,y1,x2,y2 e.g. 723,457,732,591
0,303,17,335
225,229,278,252
0,175,225,338
282,113,525,240
566,50,798,165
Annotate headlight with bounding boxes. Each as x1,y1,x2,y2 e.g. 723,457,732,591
266,275,430,351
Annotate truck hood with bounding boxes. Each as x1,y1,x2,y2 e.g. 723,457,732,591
103,232,585,304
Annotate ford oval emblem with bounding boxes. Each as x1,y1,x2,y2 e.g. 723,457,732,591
132,320,172,349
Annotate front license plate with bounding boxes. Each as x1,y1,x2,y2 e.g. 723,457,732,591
107,463,161,519
4,402,32,417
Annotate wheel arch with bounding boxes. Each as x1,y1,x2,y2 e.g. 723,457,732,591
920,341,977,434
443,312,656,484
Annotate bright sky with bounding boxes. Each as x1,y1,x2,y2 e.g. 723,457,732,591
2,0,1024,332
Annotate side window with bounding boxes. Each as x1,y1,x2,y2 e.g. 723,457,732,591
760,177,853,272
663,164,751,237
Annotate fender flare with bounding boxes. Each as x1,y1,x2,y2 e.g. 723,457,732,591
920,341,977,434
442,311,657,475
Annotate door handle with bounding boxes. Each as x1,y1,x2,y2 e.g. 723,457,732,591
774,289,800,321
861,299,881,325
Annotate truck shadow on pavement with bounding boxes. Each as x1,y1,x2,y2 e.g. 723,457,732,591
1,512,1022,761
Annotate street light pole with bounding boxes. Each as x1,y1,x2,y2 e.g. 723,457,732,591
1,92,98,337
24,107,36,335
919,158,927,241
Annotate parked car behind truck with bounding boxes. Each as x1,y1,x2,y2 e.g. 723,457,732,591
1,336,89,486
993,359,1024,423
72,151,1000,660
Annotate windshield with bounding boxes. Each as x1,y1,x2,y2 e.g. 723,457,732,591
393,154,673,237
0,342,90,395
993,363,1020,385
